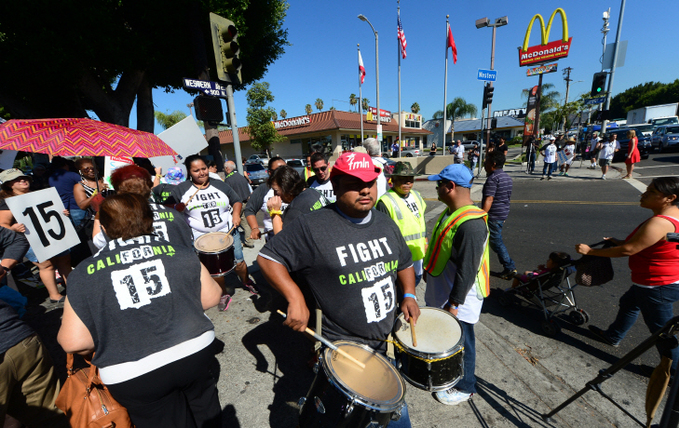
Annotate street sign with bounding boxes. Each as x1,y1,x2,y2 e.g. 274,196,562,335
585,97,606,106
477,69,497,82
182,78,228,97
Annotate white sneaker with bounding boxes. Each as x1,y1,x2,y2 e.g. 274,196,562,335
602,175,606,180
434,388,472,406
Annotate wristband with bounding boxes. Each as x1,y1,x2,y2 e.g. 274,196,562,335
155,174,162,178
444,302,459,309
269,210,283,217
91,189,98,197
1,265,10,273
403,293,417,301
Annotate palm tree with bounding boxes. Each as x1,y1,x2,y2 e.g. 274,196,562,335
349,94,357,112
329,106,336,111
305,104,312,115
411,102,420,114
432,97,477,142
362,97,370,111
315,98,324,112
521,83,561,113
271,111,278,121
280,109,287,119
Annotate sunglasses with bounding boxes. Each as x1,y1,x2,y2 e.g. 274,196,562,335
436,180,450,188
312,166,328,173
81,167,95,172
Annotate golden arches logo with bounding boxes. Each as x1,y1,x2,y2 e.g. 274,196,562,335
521,8,569,52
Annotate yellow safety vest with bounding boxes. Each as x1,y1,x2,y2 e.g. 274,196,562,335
304,167,315,181
423,205,490,298
378,189,427,261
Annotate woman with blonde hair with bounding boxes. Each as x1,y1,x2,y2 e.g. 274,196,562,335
622,129,640,179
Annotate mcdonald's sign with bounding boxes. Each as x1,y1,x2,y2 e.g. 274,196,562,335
518,8,572,67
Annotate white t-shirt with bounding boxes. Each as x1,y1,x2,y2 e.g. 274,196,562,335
371,157,389,200
543,143,557,163
563,143,576,165
599,140,620,160
452,145,465,160
309,178,336,203
590,136,601,151
424,260,483,324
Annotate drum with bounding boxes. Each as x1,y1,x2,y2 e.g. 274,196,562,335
393,307,464,392
298,341,406,428
194,232,235,277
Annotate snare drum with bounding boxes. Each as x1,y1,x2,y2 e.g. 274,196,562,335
298,341,406,428
393,307,464,391
194,232,235,277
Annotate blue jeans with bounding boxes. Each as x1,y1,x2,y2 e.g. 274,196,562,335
604,283,679,370
456,321,477,394
529,152,536,172
542,161,556,177
387,359,411,428
488,220,515,271
70,207,87,228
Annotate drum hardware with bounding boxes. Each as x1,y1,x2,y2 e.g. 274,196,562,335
343,400,354,417
194,232,236,277
314,396,326,414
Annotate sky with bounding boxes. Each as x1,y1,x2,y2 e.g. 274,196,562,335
141,0,679,132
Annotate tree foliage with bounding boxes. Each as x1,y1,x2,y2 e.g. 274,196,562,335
155,111,188,130
432,97,477,120
521,83,561,113
362,98,370,111
305,104,312,115
349,94,357,112
609,80,679,119
315,98,324,112
246,82,283,152
411,102,420,114
0,0,289,131
280,109,287,119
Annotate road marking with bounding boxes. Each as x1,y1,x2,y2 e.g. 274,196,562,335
625,178,648,193
630,174,679,179
634,165,679,170
510,200,638,206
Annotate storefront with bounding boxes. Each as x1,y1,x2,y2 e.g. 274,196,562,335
217,110,431,160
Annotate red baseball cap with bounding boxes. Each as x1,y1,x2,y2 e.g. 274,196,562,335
329,152,381,182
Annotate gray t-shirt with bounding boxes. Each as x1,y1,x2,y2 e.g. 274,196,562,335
0,299,34,354
260,205,413,351
67,235,214,369
282,188,328,225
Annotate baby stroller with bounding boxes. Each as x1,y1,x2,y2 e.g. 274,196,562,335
497,248,614,337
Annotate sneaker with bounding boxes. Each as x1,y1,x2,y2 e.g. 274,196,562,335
602,175,606,180
434,388,473,406
218,294,232,311
548,176,552,180
588,325,619,347
540,176,545,180
242,279,259,295
242,240,255,248
558,171,564,176
499,268,518,280
564,173,569,177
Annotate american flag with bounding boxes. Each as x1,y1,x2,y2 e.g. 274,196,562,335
397,14,407,59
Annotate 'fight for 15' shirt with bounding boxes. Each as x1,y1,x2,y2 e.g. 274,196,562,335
171,180,241,237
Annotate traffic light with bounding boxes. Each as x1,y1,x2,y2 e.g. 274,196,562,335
483,84,495,109
590,72,607,97
194,96,224,123
209,12,242,85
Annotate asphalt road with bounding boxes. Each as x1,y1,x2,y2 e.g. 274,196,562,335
416,150,679,378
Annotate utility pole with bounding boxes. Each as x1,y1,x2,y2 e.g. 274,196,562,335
601,0,626,134
562,67,573,133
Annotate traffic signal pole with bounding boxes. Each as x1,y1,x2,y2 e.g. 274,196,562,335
485,25,497,154
223,80,243,175
601,0,626,134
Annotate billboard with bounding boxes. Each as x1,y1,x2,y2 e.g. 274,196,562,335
523,86,540,140
518,8,572,67
526,63,558,76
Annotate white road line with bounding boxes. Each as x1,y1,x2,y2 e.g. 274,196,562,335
632,174,679,179
625,178,649,193
634,165,679,170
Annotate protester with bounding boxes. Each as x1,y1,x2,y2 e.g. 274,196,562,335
245,157,288,242
558,137,577,176
72,158,106,227
598,134,620,180
423,164,489,406
392,140,400,158
29,163,50,191
362,138,389,199
452,140,465,164
430,142,437,156
482,151,517,279
469,143,480,172
589,131,601,169
58,193,223,428
48,157,85,227
171,155,257,312
540,136,557,180
265,165,328,235
376,162,427,286
224,160,254,247
303,152,316,182
257,151,419,426
495,137,508,156
526,137,539,174
622,129,640,179
207,159,223,181
0,168,70,303
577,177,679,370
305,152,336,202
152,167,184,205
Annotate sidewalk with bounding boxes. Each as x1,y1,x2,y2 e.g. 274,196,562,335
205,237,656,427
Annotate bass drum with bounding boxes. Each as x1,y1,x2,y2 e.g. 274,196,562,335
194,232,235,277
298,341,406,428
393,307,464,391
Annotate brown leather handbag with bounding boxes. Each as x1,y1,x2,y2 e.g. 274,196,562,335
55,353,134,428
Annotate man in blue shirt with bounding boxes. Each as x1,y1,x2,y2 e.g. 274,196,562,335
482,150,516,279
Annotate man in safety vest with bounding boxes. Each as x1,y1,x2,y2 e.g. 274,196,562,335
423,164,490,407
376,161,427,286
303,152,316,182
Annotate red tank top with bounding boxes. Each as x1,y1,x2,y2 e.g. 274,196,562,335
627,215,679,286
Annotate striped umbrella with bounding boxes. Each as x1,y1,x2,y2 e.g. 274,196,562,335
0,118,177,158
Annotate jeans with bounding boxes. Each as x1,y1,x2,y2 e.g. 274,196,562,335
542,161,556,177
387,359,411,428
604,283,679,370
455,321,477,394
529,152,536,172
70,208,87,228
487,220,515,271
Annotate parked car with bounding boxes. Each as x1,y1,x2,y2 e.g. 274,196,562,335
246,154,267,165
284,158,305,176
626,123,654,139
605,128,651,161
244,163,268,186
651,125,679,152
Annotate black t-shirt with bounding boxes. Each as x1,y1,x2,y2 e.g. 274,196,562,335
244,183,270,218
151,183,178,205
282,188,328,225
260,205,413,350
0,299,34,354
149,203,194,248
496,143,508,154
224,171,252,203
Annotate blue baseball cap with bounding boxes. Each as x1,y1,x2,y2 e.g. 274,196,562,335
428,164,473,188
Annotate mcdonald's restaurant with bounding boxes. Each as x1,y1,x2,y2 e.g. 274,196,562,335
216,110,432,160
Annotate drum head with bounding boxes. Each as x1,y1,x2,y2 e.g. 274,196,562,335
394,307,462,354
323,341,404,410
194,232,233,253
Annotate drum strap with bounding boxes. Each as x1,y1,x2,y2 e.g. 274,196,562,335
386,333,396,360
314,308,323,351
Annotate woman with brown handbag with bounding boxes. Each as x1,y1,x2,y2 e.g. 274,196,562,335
58,193,223,428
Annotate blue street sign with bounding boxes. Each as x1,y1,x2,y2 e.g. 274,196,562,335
182,78,228,97
584,97,606,106
477,69,497,82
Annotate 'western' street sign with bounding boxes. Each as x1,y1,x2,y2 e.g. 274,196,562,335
477,69,497,82
182,78,228,97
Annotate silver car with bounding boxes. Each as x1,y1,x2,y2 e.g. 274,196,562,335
651,125,679,152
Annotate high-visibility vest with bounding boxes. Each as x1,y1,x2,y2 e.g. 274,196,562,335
424,205,490,298
378,190,427,261
304,167,315,181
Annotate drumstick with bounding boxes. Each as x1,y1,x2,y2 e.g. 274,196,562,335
276,310,366,369
409,318,417,347
185,181,208,206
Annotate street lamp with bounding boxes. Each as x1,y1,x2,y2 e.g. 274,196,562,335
475,16,508,176
358,14,381,144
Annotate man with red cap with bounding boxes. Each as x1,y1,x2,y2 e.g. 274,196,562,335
258,151,420,427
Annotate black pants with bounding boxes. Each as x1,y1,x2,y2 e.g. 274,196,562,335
106,345,221,428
